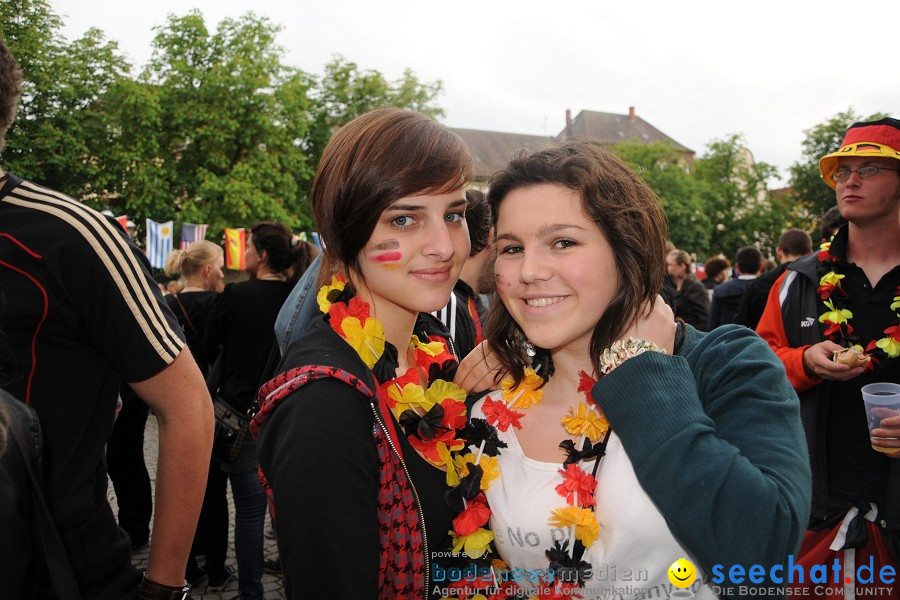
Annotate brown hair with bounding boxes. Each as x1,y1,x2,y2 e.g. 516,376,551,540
465,189,492,256
777,228,812,257
250,222,318,285
163,241,223,279
0,37,23,152
311,108,473,286
486,141,668,385
668,249,693,268
703,256,731,280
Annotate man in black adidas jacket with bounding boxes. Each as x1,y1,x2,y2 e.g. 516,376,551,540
0,38,212,599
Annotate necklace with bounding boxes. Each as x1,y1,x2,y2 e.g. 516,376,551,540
817,240,900,364
451,366,610,599
317,274,469,475
460,339,664,599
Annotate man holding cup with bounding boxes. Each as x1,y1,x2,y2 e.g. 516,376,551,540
757,117,900,593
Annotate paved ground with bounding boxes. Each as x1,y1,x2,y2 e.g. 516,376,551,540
107,417,286,599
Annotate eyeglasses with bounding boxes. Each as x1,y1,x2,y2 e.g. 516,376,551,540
831,165,900,182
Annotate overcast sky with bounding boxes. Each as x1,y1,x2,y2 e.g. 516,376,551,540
54,0,897,186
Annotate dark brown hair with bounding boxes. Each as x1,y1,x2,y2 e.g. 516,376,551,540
0,38,23,152
311,108,473,285
777,228,812,257
820,205,846,243
735,245,763,275
250,222,318,285
485,141,668,385
465,189,492,256
703,256,731,280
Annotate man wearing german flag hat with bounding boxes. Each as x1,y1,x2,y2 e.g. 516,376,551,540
757,117,900,596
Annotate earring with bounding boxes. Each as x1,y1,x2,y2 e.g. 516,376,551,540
523,339,536,358
513,327,536,358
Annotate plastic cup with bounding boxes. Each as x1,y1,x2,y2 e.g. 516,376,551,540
861,383,900,453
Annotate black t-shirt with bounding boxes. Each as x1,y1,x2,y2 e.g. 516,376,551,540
0,174,185,597
166,290,218,376
823,232,900,508
204,279,291,411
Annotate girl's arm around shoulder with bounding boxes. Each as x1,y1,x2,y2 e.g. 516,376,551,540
256,376,380,599
593,325,811,576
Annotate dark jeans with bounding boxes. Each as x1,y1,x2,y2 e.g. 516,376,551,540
107,386,151,546
190,458,229,580
228,469,267,600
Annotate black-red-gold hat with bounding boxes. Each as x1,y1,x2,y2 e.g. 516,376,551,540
819,117,900,189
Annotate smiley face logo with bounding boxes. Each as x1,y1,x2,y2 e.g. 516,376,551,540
668,558,697,588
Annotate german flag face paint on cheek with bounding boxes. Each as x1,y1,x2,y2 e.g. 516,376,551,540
372,251,402,267
370,239,402,268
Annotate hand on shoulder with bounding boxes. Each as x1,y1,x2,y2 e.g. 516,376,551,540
621,296,676,355
454,340,506,394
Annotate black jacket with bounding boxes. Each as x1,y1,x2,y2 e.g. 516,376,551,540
735,263,791,330
0,389,48,598
256,313,457,599
781,250,900,556
670,276,710,332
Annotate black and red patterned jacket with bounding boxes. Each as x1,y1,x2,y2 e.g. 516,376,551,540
252,314,456,600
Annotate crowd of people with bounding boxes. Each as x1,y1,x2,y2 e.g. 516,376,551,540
1,34,899,600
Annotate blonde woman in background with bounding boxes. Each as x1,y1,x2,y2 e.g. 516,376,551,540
163,241,232,590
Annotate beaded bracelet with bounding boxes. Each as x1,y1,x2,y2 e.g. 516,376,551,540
598,337,665,376
137,573,191,600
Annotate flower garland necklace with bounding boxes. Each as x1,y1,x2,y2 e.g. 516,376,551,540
449,340,663,600
817,240,900,364
317,274,470,474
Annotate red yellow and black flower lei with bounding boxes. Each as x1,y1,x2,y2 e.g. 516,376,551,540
817,241,900,366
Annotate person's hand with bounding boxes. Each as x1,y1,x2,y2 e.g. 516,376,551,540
621,296,676,355
801,341,866,381
454,340,506,394
870,414,900,458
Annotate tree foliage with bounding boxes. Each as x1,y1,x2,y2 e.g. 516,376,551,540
0,5,445,241
614,136,791,259
121,11,318,235
305,56,445,165
694,134,787,258
788,108,887,223
612,141,711,255
0,0,129,194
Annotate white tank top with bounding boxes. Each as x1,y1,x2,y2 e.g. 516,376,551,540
471,394,715,600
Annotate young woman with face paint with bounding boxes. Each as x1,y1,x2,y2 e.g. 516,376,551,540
253,109,476,599
462,142,812,599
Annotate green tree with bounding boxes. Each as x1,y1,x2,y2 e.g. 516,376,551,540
127,10,317,236
0,0,129,196
2,4,451,240
694,134,787,258
788,108,887,223
306,56,445,165
612,140,712,256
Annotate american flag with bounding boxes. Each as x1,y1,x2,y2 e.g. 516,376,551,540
180,223,209,249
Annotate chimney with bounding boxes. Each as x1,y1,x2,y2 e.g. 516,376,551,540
565,109,572,139
628,106,636,122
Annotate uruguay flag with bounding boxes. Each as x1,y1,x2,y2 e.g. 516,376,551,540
146,219,173,269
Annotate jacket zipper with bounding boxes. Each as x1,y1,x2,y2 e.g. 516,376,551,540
446,333,459,362
370,403,430,600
